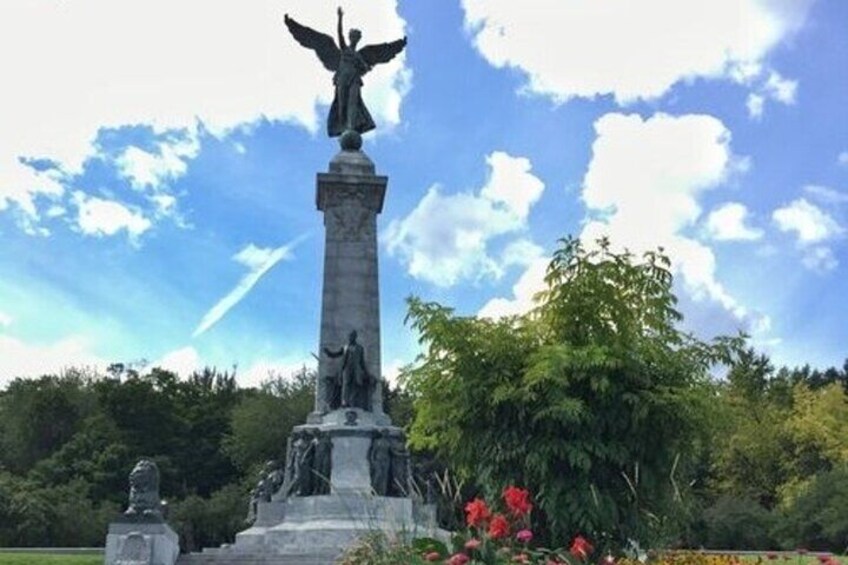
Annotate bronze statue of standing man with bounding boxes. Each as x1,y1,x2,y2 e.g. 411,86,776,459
324,330,371,410
284,7,407,150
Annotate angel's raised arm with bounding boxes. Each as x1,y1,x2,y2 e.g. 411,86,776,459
337,7,346,49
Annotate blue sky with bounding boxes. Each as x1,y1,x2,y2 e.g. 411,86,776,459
1,0,846,387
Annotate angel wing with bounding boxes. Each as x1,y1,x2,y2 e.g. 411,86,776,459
358,37,407,68
284,14,340,72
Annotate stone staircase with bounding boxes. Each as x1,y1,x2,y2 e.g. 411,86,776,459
177,546,342,564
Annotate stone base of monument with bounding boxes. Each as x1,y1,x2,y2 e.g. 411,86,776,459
177,409,448,564
105,521,180,565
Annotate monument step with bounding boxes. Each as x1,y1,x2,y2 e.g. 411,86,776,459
177,550,341,565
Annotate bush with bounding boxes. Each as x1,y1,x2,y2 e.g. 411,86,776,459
701,495,776,550
170,484,247,553
773,466,848,552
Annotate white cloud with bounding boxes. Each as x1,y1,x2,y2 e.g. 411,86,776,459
45,205,66,218
115,136,200,191
0,311,12,328
384,151,544,287
772,197,844,272
153,346,202,378
746,94,766,120
193,236,305,337
803,184,848,205
772,198,844,245
152,346,314,388
580,112,749,319
239,358,315,389
764,71,797,105
801,246,838,273
382,358,406,388
0,333,106,384
461,0,812,104
478,256,548,319
704,202,764,241
838,151,848,166
500,238,545,269
747,70,798,119
0,1,409,230
72,191,152,240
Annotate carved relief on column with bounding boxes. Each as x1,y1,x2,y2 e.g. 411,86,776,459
327,205,375,242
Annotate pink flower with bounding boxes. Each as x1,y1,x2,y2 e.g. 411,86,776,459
448,553,470,565
516,529,534,544
513,554,530,563
464,538,481,551
423,551,440,561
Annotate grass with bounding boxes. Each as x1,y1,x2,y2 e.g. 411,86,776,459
0,554,102,565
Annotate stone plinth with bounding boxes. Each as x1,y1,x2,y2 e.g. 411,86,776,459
105,521,179,565
310,150,389,424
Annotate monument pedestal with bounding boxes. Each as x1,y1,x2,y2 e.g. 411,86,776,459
105,521,179,565
179,408,446,564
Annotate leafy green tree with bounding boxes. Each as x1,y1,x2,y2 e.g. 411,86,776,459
222,368,313,471
170,484,246,552
0,372,97,472
169,368,240,497
773,465,848,551
701,494,776,549
402,237,741,547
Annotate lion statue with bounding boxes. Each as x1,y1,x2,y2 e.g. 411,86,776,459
124,459,163,521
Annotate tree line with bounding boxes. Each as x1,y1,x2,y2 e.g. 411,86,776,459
1,236,846,552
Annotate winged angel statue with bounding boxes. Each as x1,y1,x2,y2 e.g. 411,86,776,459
284,7,407,146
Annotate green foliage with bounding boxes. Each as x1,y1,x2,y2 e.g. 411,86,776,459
222,369,313,471
701,495,776,550
337,533,429,565
403,237,743,546
0,472,118,547
0,372,97,473
0,364,310,548
773,465,848,552
170,484,247,553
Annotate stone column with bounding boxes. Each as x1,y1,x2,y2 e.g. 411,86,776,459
309,150,388,424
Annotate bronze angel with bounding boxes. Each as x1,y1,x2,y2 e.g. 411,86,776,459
284,7,407,139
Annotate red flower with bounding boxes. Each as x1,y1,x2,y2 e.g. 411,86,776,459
423,551,441,561
818,557,830,564
464,538,481,551
503,486,533,516
448,553,470,565
569,535,594,560
465,498,491,528
516,529,533,544
488,513,510,539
